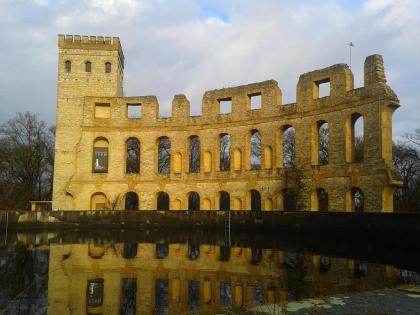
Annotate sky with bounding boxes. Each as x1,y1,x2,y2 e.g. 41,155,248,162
0,0,419,138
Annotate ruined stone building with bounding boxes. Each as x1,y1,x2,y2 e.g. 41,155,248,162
52,34,402,211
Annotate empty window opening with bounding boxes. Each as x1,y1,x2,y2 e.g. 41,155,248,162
126,138,140,174
354,261,368,277
249,93,262,110
317,188,329,212
219,98,232,114
155,279,169,314
351,187,364,212
219,191,230,211
354,115,364,162
122,243,137,259
320,256,331,272
252,286,264,304
85,61,91,72
219,246,230,261
188,192,200,211
65,60,71,73
94,103,111,119
156,243,169,259
158,137,171,174
188,242,200,260
105,62,112,73
157,191,169,211
220,283,232,306
189,135,200,173
188,280,200,310
121,279,137,315
250,190,261,212
125,192,139,210
283,189,297,211
318,121,329,165
127,104,141,119
219,133,231,171
92,138,109,173
251,247,262,265
87,279,104,310
251,130,261,170
313,78,330,98
283,126,295,167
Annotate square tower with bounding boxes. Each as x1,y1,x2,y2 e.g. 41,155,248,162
53,35,124,210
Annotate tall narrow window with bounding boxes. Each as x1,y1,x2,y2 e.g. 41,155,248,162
188,192,200,211
65,60,71,73
317,188,328,212
283,126,295,167
85,61,91,72
105,62,111,73
126,138,140,174
155,279,169,314
125,192,139,210
283,189,297,211
157,192,169,210
189,135,200,173
120,279,137,315
188,280,200,310
86,279,104,312
250,190,261,211
250,130,261,169
219,191,230,211
219,134,231,171
351,187,364,212
158,137,171,174
92,138,109,173
317,121,329,165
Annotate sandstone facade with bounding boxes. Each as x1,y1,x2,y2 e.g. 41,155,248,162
52,34,402,211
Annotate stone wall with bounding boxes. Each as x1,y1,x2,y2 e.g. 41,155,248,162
52,34,402,211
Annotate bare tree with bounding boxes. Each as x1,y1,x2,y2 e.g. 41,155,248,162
250,131,261,169
283,127,295,168
189,136,200,173
126,138,140,174
354,135,364,163
405,127,420,147
0,112,54,209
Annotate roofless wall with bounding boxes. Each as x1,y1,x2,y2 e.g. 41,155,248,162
52,35,402,212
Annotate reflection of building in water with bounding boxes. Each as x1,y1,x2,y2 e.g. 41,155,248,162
47,243,399,314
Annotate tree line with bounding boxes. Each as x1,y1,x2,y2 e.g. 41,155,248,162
0,112,418,212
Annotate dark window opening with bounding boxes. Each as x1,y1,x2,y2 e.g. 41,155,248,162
126,138,140,174
188,192,200,211
283,189,297,211
219,191,230,211
317,188,329,212
158,137,171,174
65,60,71,73
220,283,232,306
318,121,329,165
219,133,231,171
156,243,169,259
283,126,295,168
155,279,168,314
123,243,138,259
351,187,364,212
125,192,138,210
250,190,261,212
251,130,261,170
105,62,112,73
188,280,200,310
85,61,91,72
121,279,136,315
157,192,169,211
189,135,200,173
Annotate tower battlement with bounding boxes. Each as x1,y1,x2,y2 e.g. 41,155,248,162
58,34,124,65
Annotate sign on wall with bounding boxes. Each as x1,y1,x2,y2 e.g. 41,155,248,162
93,148,108,173
87,279,104,307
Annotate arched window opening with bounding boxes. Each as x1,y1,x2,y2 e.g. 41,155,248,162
354,260,368,277
122,243,138,259
351,187,364,212
318,121,329,165
188,242,200,260
354,115,364,162
188,192,200,211
188,280,200,310
219,134,231,171
121,278,137,314
125,192,139,210
157,192,169,211
156,244,169,259
317,188,329,212
157,137,171,174
85,61,91,72
65,60,71,73
285,252,297,268
219,191,230,211
126,138,140,174
189,135,200,173
105,62,111,73
219,246,230,261
250,130,261,170
283,189,297,211
90,192,108,210
155,279,169,313
320,255,331,272
250,190,261,212
251,247,262,265
283,126,295,167
92,137,109,173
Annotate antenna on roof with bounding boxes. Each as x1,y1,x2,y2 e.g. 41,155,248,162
349,42,355,69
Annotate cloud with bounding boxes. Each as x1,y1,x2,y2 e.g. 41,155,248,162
0,0,419,138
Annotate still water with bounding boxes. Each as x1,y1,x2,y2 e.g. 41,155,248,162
0,230,419,314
